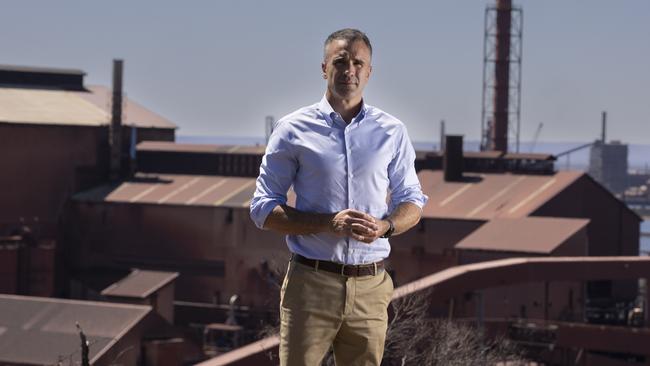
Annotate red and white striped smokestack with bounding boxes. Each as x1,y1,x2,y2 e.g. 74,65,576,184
489,0,512,152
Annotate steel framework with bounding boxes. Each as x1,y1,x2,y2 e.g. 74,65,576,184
480,2,523,152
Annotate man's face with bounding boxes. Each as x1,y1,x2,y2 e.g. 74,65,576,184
322,39,372,101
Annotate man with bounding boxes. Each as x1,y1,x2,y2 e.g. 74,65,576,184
250,28,427,366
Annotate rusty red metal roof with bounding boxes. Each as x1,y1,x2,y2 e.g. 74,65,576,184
463,150,503,159
73,173,296,208
137,141,266,155
74,174,256,208
502,152,555,161
454,217,589,254
0,85,176,129
0,294,150,366
79,85,176,129
101,269,179,299
419,170,583,220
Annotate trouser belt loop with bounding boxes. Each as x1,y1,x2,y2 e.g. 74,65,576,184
373,262,377,276
314,259,319,272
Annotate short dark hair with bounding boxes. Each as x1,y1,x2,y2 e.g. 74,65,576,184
324,28,372,60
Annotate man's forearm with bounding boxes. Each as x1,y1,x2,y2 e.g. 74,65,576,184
383,202,422,236
264,204,334,235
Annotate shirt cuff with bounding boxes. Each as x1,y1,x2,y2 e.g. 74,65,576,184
249,198,282,230
391,190,429,211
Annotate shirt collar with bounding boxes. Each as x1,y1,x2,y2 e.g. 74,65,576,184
317,95,368,126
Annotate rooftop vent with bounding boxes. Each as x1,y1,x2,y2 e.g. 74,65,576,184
0,64,86,91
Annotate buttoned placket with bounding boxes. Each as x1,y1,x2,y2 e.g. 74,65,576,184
345,121,353,263
333,112,364,264
332,113,352,264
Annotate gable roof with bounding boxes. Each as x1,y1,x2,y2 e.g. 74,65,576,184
0,85,176,129
73,173,274,208
419,170,583,220
455,217,589,254
0,294,150,365
101,269,179,299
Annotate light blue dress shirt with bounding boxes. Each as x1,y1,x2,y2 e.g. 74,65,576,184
250,96,428,265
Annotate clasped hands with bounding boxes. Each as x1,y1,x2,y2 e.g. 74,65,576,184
329,209,389,244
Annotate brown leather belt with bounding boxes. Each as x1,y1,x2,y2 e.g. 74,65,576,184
292,254,384,277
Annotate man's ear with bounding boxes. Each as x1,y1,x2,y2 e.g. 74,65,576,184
321,62,327,79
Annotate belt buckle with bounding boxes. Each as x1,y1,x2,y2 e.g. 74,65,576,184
340,264,347,277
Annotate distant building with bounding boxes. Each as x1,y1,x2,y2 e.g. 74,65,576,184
588,140,629,194
69,143,641,318
0,64,177,297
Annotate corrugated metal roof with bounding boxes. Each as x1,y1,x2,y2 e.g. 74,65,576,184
0,88,106,126
0,294,150,365
463,150,503,159
0,85,176,129
503,152,555,161
102,269,178,299
454,217,589,254
137,141,266,155
80,85,176,129
101,269,179,299
73,173,292,208
419,170,583,220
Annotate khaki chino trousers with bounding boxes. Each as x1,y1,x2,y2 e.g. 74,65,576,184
279,259,394,366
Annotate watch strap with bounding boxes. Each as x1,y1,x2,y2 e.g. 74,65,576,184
380,219,395,238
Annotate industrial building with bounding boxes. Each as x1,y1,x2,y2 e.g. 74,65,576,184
0,0,647,364
1,61,644,364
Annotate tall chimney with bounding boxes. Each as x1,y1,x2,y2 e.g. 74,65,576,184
109,59,123,182
444,135,464,182
489,0,512,152
601,111,607,143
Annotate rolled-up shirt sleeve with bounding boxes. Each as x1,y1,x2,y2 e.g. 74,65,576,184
250,122,297,229
387,125,428,211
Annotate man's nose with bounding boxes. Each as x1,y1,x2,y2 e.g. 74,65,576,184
344,62,356,76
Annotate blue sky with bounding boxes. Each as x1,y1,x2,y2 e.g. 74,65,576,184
2,0,649,144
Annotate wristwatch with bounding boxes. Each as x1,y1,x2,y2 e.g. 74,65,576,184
380,219,395,238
